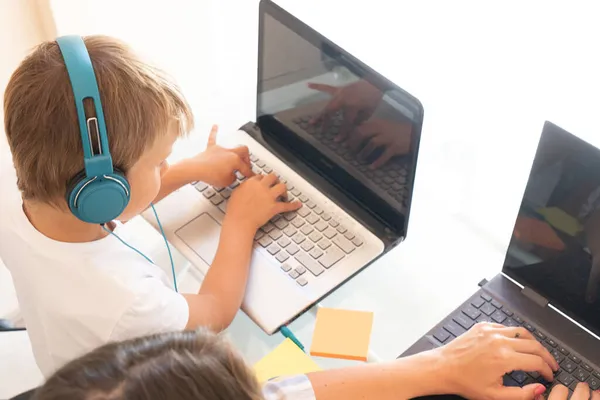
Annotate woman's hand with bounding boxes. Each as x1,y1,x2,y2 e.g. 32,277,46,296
184,125,254,187
436,322,559,400
548,383,600,400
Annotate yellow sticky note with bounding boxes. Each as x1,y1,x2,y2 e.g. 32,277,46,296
537,207,583,237
310,307,373,362
254,338,321,383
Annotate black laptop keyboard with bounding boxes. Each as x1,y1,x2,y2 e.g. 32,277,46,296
431,294,600,395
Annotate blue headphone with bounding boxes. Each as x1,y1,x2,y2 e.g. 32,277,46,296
57,35,130,224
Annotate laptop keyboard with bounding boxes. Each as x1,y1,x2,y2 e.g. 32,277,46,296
193,154,364,287
431,294,600,395
292,114,411,210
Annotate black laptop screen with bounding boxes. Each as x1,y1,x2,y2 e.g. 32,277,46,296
256,0,424,235
503,122,600,336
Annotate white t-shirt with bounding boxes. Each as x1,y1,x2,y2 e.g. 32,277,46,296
0,165,189,377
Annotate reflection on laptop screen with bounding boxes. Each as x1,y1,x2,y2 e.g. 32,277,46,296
503,122,600,336
256,4,423,234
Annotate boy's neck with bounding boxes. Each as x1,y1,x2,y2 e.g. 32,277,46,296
22,199,111,243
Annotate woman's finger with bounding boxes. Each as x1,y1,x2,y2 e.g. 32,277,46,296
547,384,569,400
508,353,554,383
504,337,558,372
207,124,218,146
571,383,592,400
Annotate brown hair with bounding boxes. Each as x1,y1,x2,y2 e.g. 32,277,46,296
3,35,194,206
32,330,264,400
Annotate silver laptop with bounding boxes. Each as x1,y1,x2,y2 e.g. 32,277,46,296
402,121,600,397
145,0,424,334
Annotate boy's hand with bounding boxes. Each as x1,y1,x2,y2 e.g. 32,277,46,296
189,125,254,187
226,173,302,232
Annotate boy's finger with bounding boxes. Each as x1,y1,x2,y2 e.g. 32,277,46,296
261,173,279,187
231,145,250,159
307,82,337,95
207,124,218,146
270,183,288,199
276,200,302,214
236,158,254,178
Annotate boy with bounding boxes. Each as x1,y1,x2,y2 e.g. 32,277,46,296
0,35,300,377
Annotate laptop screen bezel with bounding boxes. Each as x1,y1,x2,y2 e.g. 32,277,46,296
256,0,425,238
501,121,600,338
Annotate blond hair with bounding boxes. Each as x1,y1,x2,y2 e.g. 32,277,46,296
32,330,264,400
3,35,194,205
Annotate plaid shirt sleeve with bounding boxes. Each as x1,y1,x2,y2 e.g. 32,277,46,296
262,375,316,400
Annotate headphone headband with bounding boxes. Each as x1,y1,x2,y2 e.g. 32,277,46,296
56,36,113,177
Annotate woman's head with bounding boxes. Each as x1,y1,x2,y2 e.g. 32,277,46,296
32,330,263,400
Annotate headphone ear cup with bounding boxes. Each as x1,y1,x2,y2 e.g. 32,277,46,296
66,170,88,207
67,170,131,224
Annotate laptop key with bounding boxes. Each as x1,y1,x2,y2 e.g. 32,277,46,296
292,218,305,228
306,200,317,209
309,232,322,243
433,329,451,343
581,363,593,372
351,236,363,247
291,188,301,196
481,293,492,302
471,297,485,308
315,220,329,232
221,188,232,199
274,219,289,230
491,310,506,324
344,231,355,240
557,371,575,387
550,349,564,364
278,237,291,248
558,346,570,356
292,233,305,244
523,322,535,332
491,300,502,309
286,244,300,255
297,207,311,217
318,246,345,269
269,229,283,240
502,308,514,317
336,225,347,234
283,226,297,237
284,211,297,221
210,194,224,205
281,263,292,272
510,370,528,384
267,244,281,255
195,182,208,192
294,266,306,275
306,214,319,224
256,160,266,168
503,318,519,327
298,194,309,202
513,315,525,324
313,206,323,215
453,314,474,330
318,240,331,250
569,354,581,364
203,188,216,199
262,223,275,233
546,338,557,348
258,236,273,247
295,252,324,276
300,225,314,235
443,321,466,337
229,180,240,189
218,201,228,213
289,270,299,279
594,371,600,379
276,252,289,263
480,303,496,316
309,248,323,259
321,212,331,221
462,305,481,320
254,231,265,240
323,227,337,239
301,241,314,252
574,368,589,382
588,375,600,390
534,331,547,341
297,277,308,287
332,236,355,254
329,219,340,228
561,359,578,374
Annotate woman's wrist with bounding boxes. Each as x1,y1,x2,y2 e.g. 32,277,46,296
406,349,455,397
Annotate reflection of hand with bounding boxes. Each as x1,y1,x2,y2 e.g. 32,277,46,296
584,209,600,303
514,216,566,251
345,119,411,169
307,80,383,139
548,382,600,400
436,323,557,400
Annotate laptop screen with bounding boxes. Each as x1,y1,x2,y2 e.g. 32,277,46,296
502,122,600,337
256,0,424,235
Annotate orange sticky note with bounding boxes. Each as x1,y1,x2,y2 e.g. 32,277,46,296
310,307,373,361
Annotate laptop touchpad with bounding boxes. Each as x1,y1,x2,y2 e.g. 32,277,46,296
176,213,222,265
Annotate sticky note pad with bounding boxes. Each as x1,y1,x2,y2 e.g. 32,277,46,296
537,207,583,237
254,338,321,383
310,307,373,361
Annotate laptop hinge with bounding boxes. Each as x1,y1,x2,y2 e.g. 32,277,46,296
521,286,549,308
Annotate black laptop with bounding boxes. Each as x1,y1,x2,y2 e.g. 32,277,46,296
402,121,600,398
